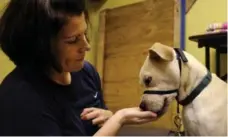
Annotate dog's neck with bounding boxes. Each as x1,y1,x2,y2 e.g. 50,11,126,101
177,52,208,102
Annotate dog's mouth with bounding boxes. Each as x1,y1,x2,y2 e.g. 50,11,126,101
139,98,168,117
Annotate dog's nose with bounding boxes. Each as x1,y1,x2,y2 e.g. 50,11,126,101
144,76,152,86
139,101,148,111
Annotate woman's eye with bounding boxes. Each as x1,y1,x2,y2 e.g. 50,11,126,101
66,36,80,44
65,32,88,44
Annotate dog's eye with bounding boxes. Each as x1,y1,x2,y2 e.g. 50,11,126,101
144,76,152,86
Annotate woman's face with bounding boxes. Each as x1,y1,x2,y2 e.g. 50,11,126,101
54,13,90,72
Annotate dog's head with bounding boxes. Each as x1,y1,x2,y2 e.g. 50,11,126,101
139,42,180,117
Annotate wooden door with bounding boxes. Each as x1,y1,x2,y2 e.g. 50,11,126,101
96,0,178,130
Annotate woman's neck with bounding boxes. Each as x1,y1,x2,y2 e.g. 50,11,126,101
48,69,72,85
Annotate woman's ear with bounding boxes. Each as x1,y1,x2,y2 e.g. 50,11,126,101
148,42,174,61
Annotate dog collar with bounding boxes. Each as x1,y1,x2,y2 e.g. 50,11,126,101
178,70,212,106
143,48,212,106
143,89,178,95
175,48,212,106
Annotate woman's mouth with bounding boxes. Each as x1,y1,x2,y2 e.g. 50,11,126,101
76,58,84,61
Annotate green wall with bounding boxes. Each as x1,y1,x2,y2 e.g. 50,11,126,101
185,0,227,75
0,0,15,82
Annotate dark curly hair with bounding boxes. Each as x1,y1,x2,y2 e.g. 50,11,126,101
0,0,89,72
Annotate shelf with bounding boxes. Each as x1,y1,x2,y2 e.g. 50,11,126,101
188,31,227,80
189,31,227,49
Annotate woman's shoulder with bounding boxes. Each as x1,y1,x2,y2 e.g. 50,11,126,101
0,68,45,110
0,68,60,135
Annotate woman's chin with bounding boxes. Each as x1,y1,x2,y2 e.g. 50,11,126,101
74,65,84,71
67,62,84,72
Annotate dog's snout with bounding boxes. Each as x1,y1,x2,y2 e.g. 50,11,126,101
144,76,152,86
139,101,147,111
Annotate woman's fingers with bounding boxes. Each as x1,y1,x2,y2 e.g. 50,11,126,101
135,111,157,118
126,117,156,125
81,108,113,124
117,107,157,125
81,110,99,120
98,123,104,127
126,107,157,118
134,117,156,124
80,107,95,117
92,116,108,125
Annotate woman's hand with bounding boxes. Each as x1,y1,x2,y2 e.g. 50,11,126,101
93,107,157,136
115,107,157,125
81,107,113,127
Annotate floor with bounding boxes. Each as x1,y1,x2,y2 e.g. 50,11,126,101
117,126,173,136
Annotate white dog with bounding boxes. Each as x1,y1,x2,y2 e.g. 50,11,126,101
139,42,227,136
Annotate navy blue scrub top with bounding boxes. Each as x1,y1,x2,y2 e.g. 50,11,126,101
0,61,107,136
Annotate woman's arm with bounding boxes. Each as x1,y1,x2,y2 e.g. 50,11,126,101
93,110,123,136
93,107,157,136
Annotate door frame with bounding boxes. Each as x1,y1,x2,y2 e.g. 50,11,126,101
95,10,106,88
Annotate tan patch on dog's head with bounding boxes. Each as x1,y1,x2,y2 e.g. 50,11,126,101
149,42,174,62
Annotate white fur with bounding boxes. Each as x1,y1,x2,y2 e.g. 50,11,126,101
139,46,227,136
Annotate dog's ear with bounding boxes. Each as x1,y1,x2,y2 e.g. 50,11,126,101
149,42,174,61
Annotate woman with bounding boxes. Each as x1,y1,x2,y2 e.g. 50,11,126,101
0,0,156,136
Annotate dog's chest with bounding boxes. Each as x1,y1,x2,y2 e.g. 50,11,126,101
182,107,201,135
182,104,222,136
182,104,215,135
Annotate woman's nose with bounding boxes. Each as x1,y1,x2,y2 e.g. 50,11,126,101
79,37,91,53
84,35,91,51
84,43,91,51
